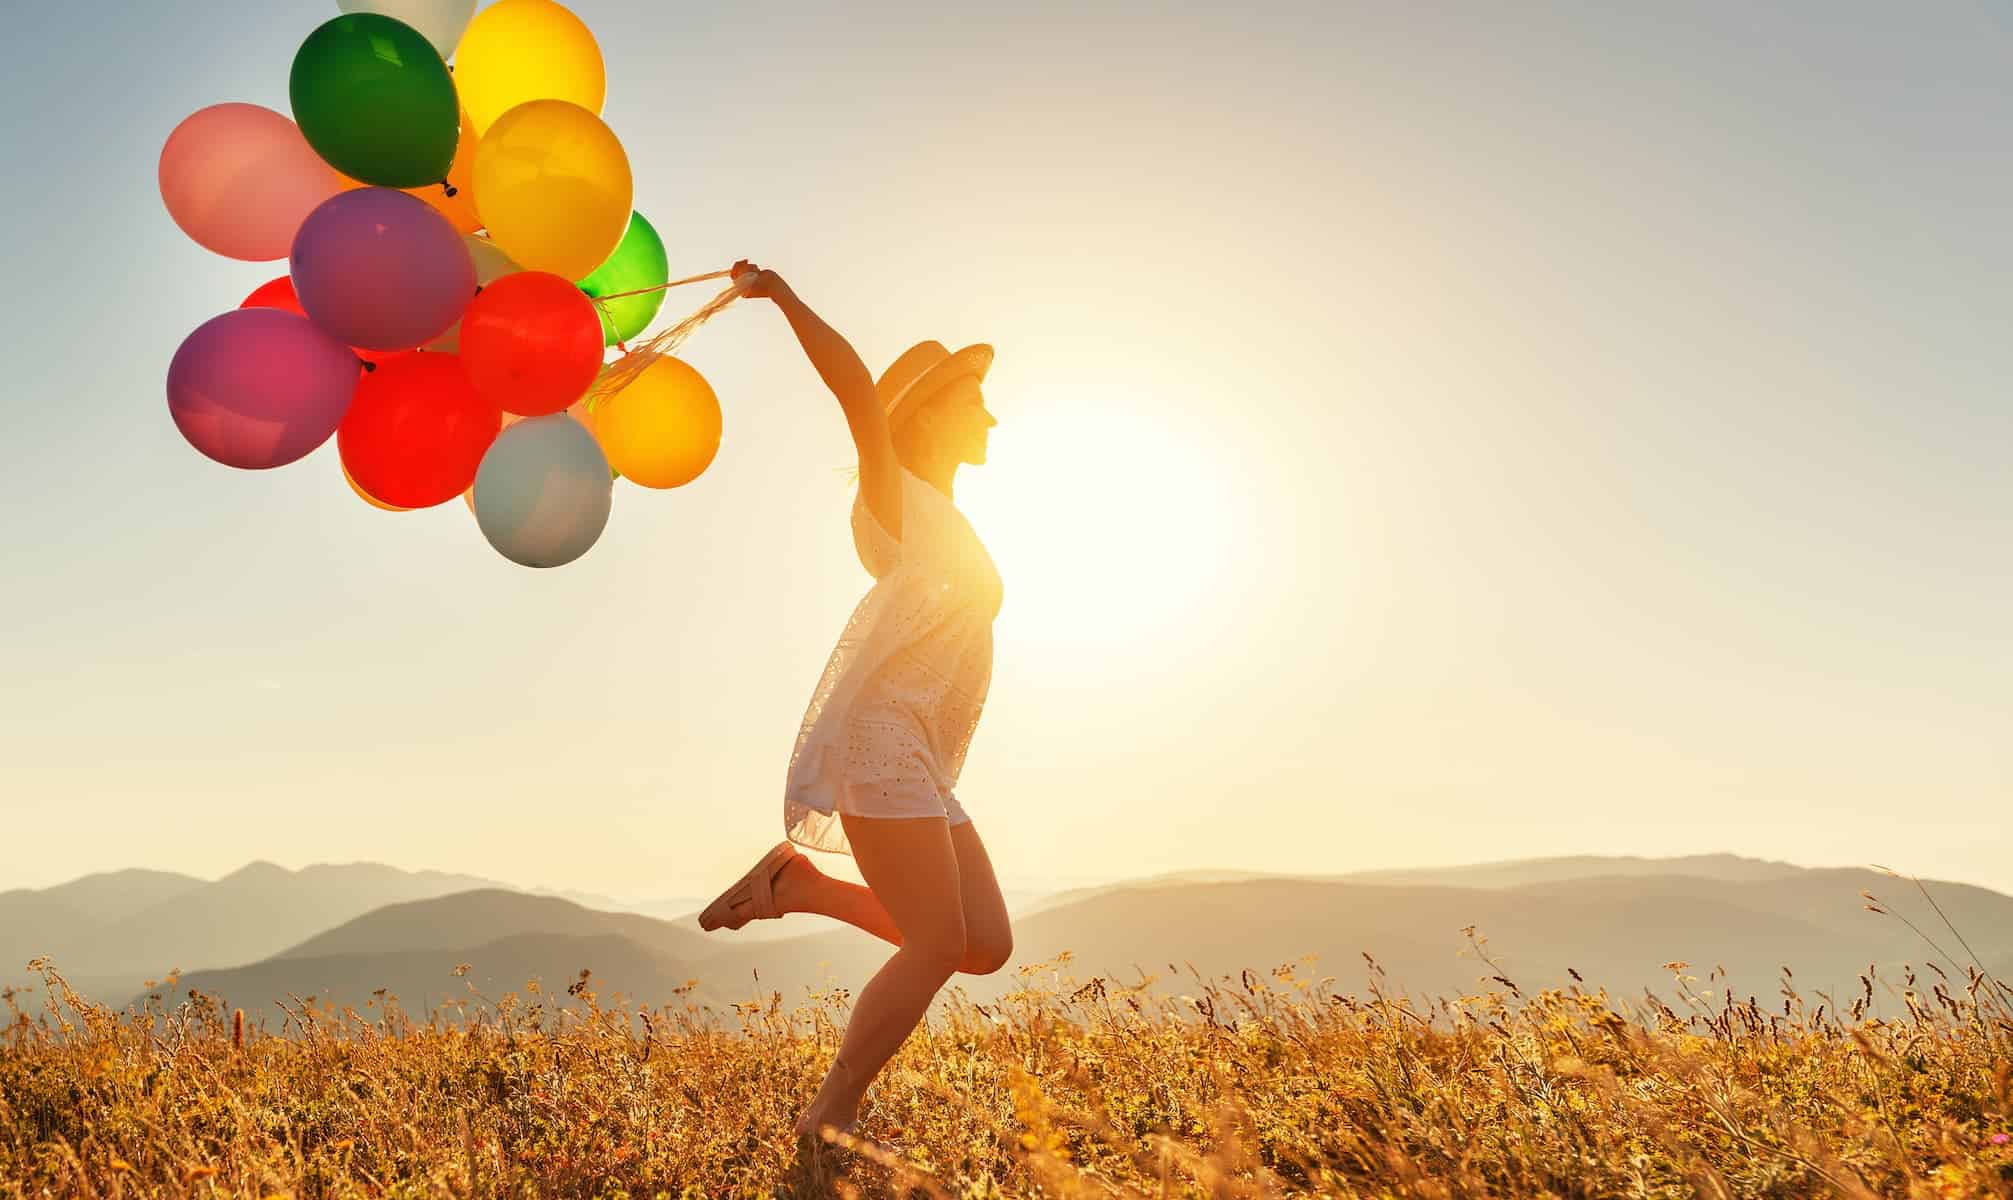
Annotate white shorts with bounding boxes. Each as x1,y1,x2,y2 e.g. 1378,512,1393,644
836,711,972,826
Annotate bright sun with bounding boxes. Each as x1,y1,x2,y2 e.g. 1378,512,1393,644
958,393,1250,675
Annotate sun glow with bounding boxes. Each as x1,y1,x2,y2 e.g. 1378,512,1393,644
958,391,1252,675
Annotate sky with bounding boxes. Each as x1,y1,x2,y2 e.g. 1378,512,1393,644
2,1,2009,901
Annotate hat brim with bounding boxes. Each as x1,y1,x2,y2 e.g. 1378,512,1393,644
887,343,993,427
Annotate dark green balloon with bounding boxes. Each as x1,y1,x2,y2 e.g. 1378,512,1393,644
577,212,670,345
290,14,458,189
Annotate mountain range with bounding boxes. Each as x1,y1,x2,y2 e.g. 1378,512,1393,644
5,854,2007,1034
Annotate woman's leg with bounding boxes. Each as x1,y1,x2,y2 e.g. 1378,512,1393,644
948,819,1014,974
794,812,966,1138
777,828,1013,975
773,855,903,945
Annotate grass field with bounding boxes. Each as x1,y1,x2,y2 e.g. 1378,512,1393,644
3,934,2011,1199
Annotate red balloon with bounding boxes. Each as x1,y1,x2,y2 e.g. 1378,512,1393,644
337,353,502,508
457,271,603,416
241,276,303,312
240,276,404,367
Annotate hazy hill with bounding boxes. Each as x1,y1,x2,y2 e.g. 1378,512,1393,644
2,867,211,991
1016,855,1807,917
538,889,716,922
3,861,510,999
1339,852,1807,889
0,867,205,926
1016,870,1279,916
678,866,2012,1018
107,858,2013,1032
153,931,693,1031
273,889,717,964
681,877,1842,1010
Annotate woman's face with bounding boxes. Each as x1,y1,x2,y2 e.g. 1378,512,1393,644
916,374,997,465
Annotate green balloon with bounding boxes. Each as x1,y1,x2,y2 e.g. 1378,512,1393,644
290,14,458,189
577,212,670,345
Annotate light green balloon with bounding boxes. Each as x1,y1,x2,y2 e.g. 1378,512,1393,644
577,212,669,345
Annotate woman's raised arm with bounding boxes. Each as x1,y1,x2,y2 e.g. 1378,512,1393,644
732,261,901,541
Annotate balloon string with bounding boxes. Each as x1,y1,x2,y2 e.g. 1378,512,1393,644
589,268,736,303
585,268,757,403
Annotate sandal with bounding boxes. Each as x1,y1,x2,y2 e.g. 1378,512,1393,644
698,840,801,931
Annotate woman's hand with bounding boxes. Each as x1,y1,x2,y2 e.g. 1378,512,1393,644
730,259,786,302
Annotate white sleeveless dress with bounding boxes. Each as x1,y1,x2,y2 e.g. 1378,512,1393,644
783,466,1004,856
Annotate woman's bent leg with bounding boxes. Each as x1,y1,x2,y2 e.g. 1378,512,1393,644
776,856,904,945
795,812,965,1137
949,819,1014,974
782,846,1014,973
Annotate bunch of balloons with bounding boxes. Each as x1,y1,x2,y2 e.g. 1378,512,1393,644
159,0,727,568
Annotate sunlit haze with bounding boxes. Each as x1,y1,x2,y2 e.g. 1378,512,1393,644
2,1,2008,900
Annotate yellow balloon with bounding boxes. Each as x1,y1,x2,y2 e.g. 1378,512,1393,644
595,356,721,489
453,0,606,135
472,99,632,280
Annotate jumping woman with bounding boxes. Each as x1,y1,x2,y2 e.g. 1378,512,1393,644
699,260,1013,1146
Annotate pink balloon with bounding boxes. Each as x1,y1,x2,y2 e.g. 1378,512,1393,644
158,103,344,262
290,188,476,351
166,308,362,470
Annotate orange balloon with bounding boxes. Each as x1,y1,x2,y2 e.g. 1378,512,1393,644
428,111,482,233
336,109,481,233
594,355,720,489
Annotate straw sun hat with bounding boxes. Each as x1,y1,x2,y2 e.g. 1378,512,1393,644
875,340,994,433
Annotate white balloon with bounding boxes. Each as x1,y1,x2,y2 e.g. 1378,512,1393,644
427,234,520,352
472,415,613,568
337,0,479,59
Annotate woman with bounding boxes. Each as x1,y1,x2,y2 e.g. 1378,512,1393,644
698,259,1014,1146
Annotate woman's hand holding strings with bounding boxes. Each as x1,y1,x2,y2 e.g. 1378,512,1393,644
731,258,787,302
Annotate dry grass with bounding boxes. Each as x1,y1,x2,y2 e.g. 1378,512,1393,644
3,931,2012,1198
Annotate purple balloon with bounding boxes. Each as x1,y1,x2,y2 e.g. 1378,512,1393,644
167,307,361,470
290,188,475,351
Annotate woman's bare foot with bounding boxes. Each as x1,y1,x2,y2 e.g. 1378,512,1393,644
793,1107,858,1141
697,842,816,931
796,1110,904,1162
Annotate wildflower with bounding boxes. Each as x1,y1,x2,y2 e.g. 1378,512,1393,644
1992,1132,2011,1146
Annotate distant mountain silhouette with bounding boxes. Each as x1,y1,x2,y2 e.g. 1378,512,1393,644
153,931,693,1032
687,865,2013,1016
2,861,511,1000
533,888,716,922
1019,854,1804,915
0,867,205,927
273,888,716,964
1339,852,1807,889
94,856,2013,1031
